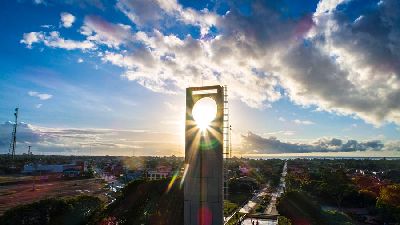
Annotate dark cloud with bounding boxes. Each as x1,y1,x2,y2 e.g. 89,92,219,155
0,122,41,148
242,132,385,154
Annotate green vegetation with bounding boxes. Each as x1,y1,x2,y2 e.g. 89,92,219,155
376,184,400,223
0,158,286,225
322,210,353,225
283,159,400,224
277,191,355,225
254,194,270,213
224,200,239,217
277,216,292,225
277,190,324,224
0,195,103,225
93,179,183,225
226,158,284,207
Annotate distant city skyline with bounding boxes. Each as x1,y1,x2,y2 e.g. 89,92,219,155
0,0,399,156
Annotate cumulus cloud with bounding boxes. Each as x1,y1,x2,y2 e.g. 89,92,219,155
289,0,400,125
242,132,388,154
20,0,400,126
80,15,133,48
60,12,75,28
21,31,95,50
28,91,52,100
116,0,217,36
20,32,44,48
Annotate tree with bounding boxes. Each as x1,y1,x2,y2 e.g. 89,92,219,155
0,195,103,225
376,184,400,223
278,216,292,225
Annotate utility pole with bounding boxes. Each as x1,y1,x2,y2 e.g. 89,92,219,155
9,108,18,168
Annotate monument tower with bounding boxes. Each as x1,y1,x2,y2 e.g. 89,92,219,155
184,85,224,225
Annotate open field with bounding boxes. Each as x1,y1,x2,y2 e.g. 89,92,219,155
0,178,108,215
0,175,39,185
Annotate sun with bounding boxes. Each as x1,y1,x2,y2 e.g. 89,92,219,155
192,97,217,131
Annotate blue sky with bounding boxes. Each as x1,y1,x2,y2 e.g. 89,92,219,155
0,0,399,156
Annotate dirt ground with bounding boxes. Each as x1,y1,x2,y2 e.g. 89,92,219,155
0,177,108,215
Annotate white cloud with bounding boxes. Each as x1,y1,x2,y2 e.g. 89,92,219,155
20,0,400,127
60,12,75,28
314,0,348,16
264,130,295,136
80,15,133,48
35,104,43,108
280,0,400,125
20,32,44,48
293,119,315,125
102,29,281,107
77,58,84,63
21,31,95,50
28,91,52,100
44,31,95,50
278,117,286,122
40,24,54,29
116,0,216,36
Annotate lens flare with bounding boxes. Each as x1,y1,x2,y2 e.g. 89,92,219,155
192,97,217,131
166,171,179,193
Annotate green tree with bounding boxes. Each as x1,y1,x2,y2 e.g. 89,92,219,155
278,216,292,225
0,195,103,225
376,184,400,223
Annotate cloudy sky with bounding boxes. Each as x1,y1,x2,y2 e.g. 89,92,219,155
0,0,399,156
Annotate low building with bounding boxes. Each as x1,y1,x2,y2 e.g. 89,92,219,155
23,164,64,174
63,168,81,177
125,170,144,181
148,165,172,180
22,161,86,177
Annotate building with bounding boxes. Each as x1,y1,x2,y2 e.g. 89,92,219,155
22,161,86,177
148,165,172,180
125,169,145,181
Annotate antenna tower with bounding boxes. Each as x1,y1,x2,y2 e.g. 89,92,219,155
9,108,18,163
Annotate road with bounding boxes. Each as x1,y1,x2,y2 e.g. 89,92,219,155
241,161,288,225
265,161,287,215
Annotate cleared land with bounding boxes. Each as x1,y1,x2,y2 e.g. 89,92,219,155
0,177,108,215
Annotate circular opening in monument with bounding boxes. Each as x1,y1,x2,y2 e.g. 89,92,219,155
192,97,217,131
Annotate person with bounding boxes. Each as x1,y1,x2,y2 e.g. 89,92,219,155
252,221,255,225
256,220,259,225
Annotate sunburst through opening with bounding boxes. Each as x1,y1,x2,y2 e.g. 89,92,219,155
192,97,217,131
